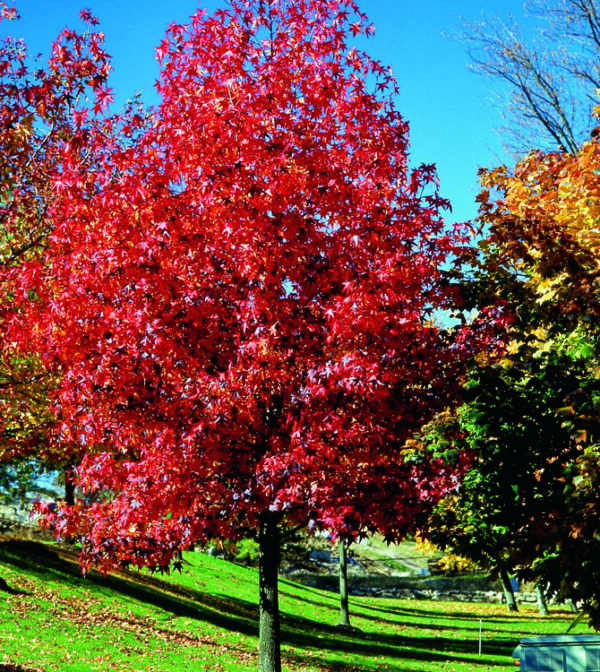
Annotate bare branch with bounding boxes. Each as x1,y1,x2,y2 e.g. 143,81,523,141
460,0,600,154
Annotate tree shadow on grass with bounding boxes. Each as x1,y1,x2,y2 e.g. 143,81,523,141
279,579,530,639
277,581,522,668
280,577,340,603
0,538,258,637
0,538,519,671
0,575,30,596
279,607,518,666
357,599,562,626
352,604,535,635
241,580,519,668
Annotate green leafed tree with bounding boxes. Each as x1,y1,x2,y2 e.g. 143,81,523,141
422,113,600,624
423,342,600,613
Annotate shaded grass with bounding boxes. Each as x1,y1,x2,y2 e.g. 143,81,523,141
0,537,593,671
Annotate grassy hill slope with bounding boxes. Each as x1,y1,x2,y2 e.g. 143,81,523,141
0,537,592,672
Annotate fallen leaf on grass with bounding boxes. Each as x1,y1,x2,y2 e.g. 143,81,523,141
3,577,257,668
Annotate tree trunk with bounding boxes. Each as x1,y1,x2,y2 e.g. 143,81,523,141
64,465,76,506
339,539,351,628
536,581,549,616
499,567,518,612
258,511,281,672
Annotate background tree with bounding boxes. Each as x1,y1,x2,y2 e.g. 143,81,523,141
423,346,600,613
338,539,351,628
13,1,479,670
462,0,600,153
0,4,117,504
478,125,600,623
422,112,600,626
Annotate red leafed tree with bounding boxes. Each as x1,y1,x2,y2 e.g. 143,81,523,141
15,1,472,669
0,4,115,499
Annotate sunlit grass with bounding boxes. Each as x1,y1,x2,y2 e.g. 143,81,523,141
0,537,593,671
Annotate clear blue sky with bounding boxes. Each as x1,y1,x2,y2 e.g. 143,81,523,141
1,0,535,225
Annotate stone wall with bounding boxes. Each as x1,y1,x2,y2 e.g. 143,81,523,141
0,502,54,541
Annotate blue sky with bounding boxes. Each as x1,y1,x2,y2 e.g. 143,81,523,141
1,0,535,225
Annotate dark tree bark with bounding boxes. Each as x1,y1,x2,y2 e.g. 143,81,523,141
499,567,518,612
64,465,76,506
338,539,351,628
536,581,549,616
258,511,282,672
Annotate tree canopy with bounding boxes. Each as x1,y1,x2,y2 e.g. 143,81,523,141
0,3,116,499
5,1,478,669
422,107,600,625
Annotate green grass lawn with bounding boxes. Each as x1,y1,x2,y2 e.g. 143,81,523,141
0,537,593,672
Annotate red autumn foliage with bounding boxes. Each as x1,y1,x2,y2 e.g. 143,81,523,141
3,2,492,668
13,0,477,569
1,0,502,587
0,3,114,469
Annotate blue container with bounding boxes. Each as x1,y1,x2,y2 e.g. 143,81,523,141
512,635,600,671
